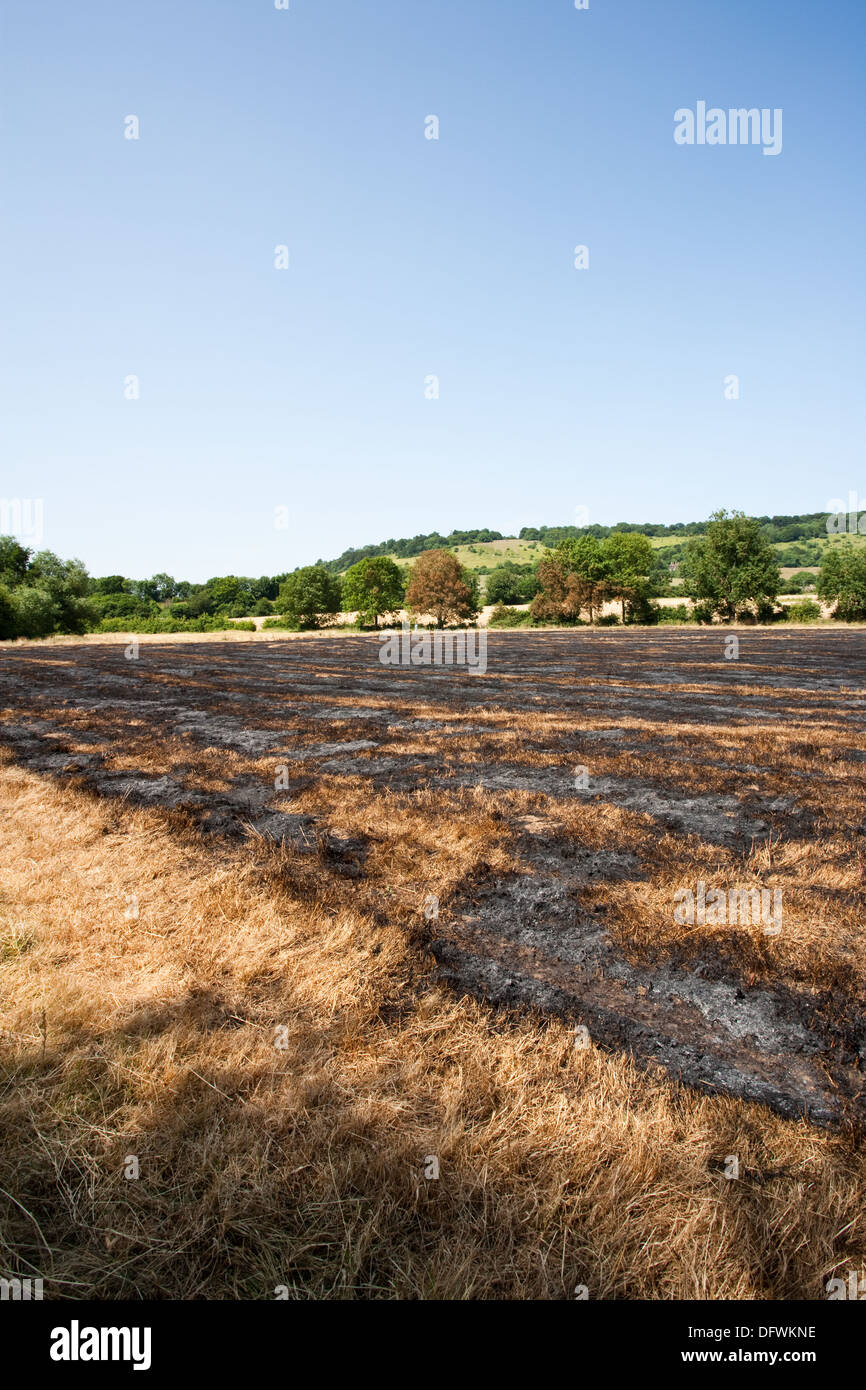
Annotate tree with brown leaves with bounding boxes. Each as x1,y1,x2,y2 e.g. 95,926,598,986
405,549,479,628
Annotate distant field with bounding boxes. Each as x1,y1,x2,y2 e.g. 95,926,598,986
1,630,865,1300
449,538,547,569
364,538,547,574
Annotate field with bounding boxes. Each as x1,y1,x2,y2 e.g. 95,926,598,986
373,538,548,575
447,539,547,570
1,629,865,1300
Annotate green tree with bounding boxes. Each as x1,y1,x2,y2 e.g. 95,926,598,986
90,575,129,596
90,591,160,621
0,583,16,640
341,556,405,627
485,562,539,605
149,573,177,603
24,551,97,634
680,511,781,621
405,550,478,627
556,534,609,585
172,586,215,618
817,545,866,620
276,565,343,628
0,537,33,587
10,586,59,638
206,576,243,612
604,532,655,620
531,536,611,624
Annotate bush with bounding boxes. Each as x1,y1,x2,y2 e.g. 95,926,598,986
95,616,254,634
656,604,691,624
596,613,620,626
754,599,783,623
783,571,817,594
623,593,660,624
262,614,302,631
487,603,531,628
786,599,822,623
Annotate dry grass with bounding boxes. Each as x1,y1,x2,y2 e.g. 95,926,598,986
1,754,864,1300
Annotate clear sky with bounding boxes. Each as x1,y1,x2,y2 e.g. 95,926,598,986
2,0,864,582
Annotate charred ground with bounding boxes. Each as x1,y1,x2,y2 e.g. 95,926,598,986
2,629,864,1129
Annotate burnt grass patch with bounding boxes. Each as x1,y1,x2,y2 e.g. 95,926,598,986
2,628,865,1128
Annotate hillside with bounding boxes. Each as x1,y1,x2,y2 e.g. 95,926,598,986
320,513,865,576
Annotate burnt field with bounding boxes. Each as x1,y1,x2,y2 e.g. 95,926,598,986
1,628,866,1299
3,629,865,1125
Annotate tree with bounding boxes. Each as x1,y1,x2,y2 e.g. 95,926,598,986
485,562,539,605
252,574,279,600
817,545,866,620
530,536,610,624
0,583,16,640
10,586,61,638
0,536,32,587
171,586,214,619
556,534,609,584
341,556,405,627
784,570,816,594
149,573,177,603
604,532,655,621
90,591,159,621
276,565,343,628
25,551,96,634
129,578,159,602
206,576,243,612
557,535,611,623
405,549,478,627
0,544,96,639
680,511,780,621
90,575,129,596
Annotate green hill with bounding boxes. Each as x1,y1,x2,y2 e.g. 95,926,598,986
320,513,859,576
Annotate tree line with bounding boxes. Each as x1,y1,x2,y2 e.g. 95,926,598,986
518,512,830,546
2,511,865,640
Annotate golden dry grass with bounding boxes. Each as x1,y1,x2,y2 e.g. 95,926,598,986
1,754,864,1300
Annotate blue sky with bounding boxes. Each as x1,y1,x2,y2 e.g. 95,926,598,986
2,0,864,581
